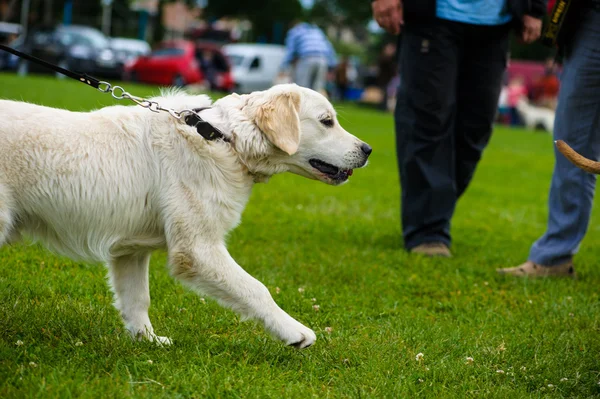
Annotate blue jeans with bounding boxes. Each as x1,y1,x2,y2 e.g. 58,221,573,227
529,7,600,266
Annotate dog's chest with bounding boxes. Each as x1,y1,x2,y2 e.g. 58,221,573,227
180,178,253,235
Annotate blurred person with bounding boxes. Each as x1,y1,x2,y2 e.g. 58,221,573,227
507,75,528,125
496,84,511,124
371,0,545,257
498,0,600,277
533,57,560,110
279,20,337,93
376,42,398,111
386,74,401,112
334,56,350,101
196,49,218,89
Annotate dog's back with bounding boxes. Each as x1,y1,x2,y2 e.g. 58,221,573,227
0,100,165,261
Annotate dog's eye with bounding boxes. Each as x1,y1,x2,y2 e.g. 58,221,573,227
320,118,334,128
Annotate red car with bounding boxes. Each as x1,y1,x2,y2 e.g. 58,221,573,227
124,40,234,91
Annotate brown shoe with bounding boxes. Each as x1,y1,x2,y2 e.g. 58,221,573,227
410,242,452,258
497,260,576,278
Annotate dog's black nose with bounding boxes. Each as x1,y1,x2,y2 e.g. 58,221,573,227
361,143,373,157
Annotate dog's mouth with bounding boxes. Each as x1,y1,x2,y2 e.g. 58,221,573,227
309,159,353,183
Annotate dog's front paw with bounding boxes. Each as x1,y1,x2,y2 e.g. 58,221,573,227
267,314,316,349
287,328,316,349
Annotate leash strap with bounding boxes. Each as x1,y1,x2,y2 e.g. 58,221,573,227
0,43,102,89
0,44,228,142
541,0,574,48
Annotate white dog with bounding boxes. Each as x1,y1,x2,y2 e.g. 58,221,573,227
0,84,371,349
516,97,555,133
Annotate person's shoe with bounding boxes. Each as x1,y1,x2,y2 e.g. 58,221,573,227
496,260,576,278
410,242,452,258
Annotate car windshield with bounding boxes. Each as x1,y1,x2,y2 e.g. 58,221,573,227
58,28,109,48
112,39,149,52
150,47,185,57
226,54,245,67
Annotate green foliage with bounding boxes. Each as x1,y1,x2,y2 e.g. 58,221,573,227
1,73,600,398
309,0,373,25
204,0,303,43
330,39,364,58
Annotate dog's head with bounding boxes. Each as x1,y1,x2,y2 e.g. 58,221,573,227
217,84,371,185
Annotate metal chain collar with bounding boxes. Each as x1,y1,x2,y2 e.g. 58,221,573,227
97,81,196,120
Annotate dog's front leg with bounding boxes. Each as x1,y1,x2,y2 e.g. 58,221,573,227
169,244,316,348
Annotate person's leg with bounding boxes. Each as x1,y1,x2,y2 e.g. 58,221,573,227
528,8,600,266
394,18,463,250
294,57,313,88
311,57,328,93
454,23,511,198
337,83,347,101
509,107,520,126
379,83,388,111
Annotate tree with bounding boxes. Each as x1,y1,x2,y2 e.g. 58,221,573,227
308,0,372,26
204,0,303,43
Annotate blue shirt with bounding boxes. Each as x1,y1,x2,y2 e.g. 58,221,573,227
280,23,337,69
436,0,512,25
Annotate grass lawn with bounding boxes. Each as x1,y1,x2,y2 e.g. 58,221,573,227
1,73,599,398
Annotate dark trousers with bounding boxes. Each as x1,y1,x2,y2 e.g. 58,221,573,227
394,18,510,249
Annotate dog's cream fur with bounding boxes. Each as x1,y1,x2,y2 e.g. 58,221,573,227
0,84,370,348
516,97,555,133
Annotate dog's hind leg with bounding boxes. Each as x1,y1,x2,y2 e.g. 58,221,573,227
0,184,17,247
108,253,171,345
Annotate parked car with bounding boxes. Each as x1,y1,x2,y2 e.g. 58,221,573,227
0,22,21,45
0,31,22,71
222,44,286,93
124,40,234,91
110,37,151,71
19,25,120,78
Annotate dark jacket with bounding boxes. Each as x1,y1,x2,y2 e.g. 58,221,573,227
402,0,547,23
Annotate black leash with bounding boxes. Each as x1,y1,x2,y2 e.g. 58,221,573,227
0,43,102,89
0,44,228,142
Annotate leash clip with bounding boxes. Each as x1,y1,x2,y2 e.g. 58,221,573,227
97,81,112,93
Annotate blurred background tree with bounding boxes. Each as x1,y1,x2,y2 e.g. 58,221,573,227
0,0,556,62
204,0,303,43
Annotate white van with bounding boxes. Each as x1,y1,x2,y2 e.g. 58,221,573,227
222,43,287,93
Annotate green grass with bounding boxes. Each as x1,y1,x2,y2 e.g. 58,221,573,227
1,73,599,398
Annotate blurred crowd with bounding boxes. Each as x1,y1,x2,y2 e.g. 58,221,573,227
1,17,557,124
497,57,561,128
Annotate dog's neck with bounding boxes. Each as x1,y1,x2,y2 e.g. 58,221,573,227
192,104,273,184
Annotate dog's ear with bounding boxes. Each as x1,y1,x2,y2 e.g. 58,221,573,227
253,91,301,156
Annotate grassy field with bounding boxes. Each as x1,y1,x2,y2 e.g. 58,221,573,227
1,73,599,398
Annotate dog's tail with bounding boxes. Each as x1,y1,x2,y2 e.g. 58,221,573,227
555,140,600,174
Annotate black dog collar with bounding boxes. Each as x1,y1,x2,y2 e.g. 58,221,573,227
184,107,229,142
